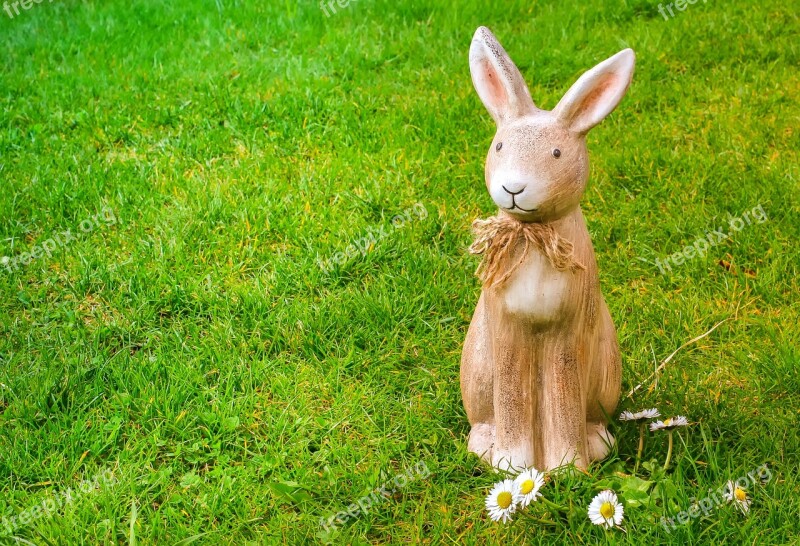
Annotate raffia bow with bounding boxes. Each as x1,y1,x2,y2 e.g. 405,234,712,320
469,215,585,287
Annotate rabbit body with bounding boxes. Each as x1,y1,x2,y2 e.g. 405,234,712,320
460,27,634,471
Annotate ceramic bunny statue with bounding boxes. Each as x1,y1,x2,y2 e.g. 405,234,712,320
461,26,634,471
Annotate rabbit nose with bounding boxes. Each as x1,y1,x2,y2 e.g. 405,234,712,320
502,184,526,196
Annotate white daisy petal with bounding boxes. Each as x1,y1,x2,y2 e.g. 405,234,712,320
650,415,689,431
588,490,624,529
513,468,545,508
722,480,735,502
671,415,689,427
723,480,751,515
621,408,661,422
638,408,661,420
485,479,519,523
737,497,752,515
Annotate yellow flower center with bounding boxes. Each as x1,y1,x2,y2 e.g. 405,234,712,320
497,491,513,509
734,487,747,502
520,479,535,495
600,502,615,519
664,418,673,426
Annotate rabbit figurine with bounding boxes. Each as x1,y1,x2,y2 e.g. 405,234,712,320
461,26,634,471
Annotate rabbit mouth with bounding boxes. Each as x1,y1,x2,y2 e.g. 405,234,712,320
501,185,538,213
505,203,538,213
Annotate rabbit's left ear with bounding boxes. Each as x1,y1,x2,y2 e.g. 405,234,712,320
469,26,536,125
553,49,635,135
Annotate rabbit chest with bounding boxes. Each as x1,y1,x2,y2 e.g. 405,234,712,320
494,250,580,326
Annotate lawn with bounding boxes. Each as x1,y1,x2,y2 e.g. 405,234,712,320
0,0,798,544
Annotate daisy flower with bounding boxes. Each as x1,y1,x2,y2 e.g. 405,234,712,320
513,468,545,508
723,480,751,514
588,490,624,529
485,479,519,523
621,408,661,472
650,416,689,470
649,416,689,431
619,408,660,421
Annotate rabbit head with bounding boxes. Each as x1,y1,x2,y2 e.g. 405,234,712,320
469,26,635,222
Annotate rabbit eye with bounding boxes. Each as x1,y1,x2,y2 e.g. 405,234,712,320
496,142,503,152
552,148,561,158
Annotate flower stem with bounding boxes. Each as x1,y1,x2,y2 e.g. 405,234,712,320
663,430,674,470
519,511,557,525
635,422,646,473
540,496,568,513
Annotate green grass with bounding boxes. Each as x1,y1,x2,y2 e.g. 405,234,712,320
1,0,798,544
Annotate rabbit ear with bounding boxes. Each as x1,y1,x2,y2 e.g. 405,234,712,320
469,26,536,125
553,49,635,135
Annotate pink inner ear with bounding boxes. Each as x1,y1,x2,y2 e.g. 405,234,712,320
575,73,617,120
481,59,508,113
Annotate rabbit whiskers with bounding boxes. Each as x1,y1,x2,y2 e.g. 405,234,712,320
469,215,585,287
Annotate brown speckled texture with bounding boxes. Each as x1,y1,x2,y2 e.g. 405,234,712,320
461,27,633,471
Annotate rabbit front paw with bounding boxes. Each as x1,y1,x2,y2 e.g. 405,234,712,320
491,446,534,472
467,423,495,463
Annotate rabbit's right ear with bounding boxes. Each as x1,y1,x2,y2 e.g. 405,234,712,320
469,26,536,125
